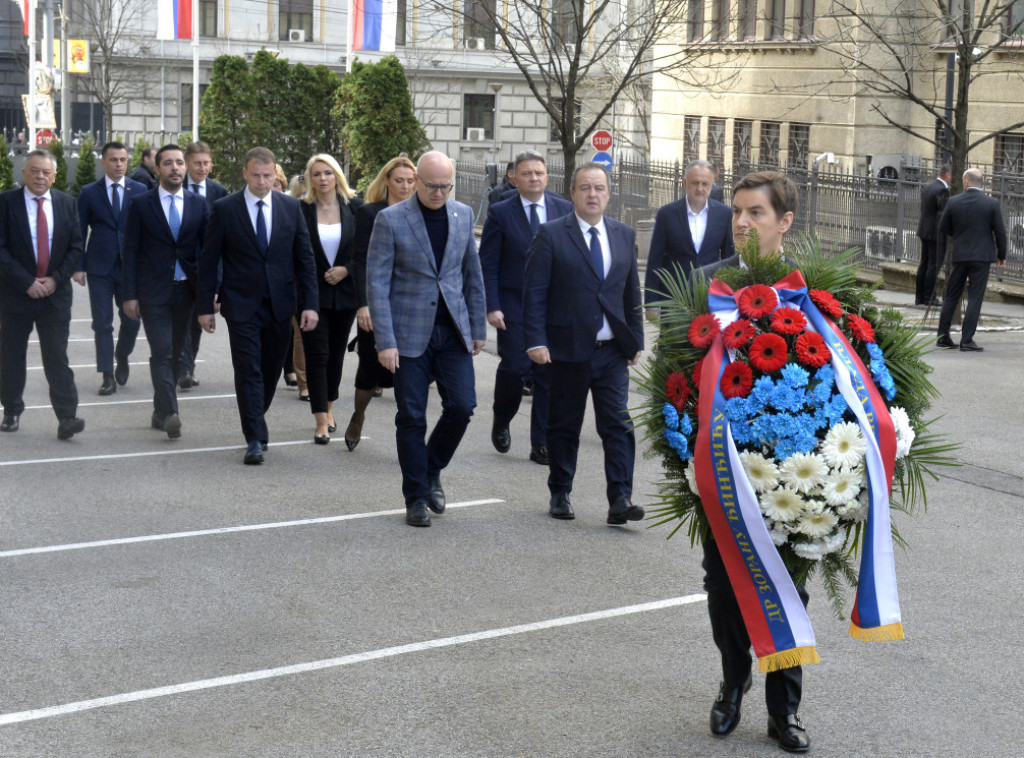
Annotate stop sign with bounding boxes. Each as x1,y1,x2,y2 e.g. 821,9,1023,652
592,130,612,152
35,129,55,146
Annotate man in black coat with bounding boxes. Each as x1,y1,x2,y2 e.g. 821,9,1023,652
915,166,951,305
0,151,86,438
130,148,158,190
936,168,1007,352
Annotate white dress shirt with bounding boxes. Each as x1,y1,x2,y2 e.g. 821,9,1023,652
23,188,53,266
244,187,273,241
521,195,547,226
687,200,709,253
188,177,206,197
575,213,613,341
105,176,125,206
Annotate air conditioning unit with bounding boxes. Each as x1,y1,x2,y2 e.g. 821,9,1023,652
465,37,487,50
288,29,306,43
466,127,486,141
564,43,577,58
864,226,915,261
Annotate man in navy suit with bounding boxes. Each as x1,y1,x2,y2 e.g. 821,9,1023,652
198,147,319,464
130,148,158,190
523,162,645,525
915,166,951,306
177,141,229,390
645,159,733,315
74,141,146,396
479,150,573,465
122,144,210,439
366,151,487,527
0,150,86,438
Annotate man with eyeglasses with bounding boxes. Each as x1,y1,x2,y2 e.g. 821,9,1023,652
479,150,573,466
366,151,487,527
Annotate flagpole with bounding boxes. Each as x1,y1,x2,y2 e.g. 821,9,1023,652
27,0,37,146
192,0,200,141
346,0,353,74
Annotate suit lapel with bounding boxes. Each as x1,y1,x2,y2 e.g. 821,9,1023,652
679,202,698,256
234,193,261,253
148,191,176,243
12,191,32,253
565,214,603,281
403,198,436,273
440,202,466,275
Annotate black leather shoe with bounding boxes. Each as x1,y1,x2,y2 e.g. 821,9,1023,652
491,418,511,454
99,373,116,396
114,355,130,386
177,373,198,390
57,417,85,440
163,413,182,439
549,492,575,520
529,444,549,465
710,675,753,737
327,422,337,433
151,412,165,430
0,414,19,432
406,500,431,526
261,441,269,451
243,440,264,465
936,335,956,349
607,495,644,525
427,477,446,514
768,713,811,753
959,340,983,352
314,433,330,445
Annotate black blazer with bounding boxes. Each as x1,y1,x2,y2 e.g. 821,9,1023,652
352,200,387,309
77,177,148,276
187,177,228,205
130,166,157,191
917,178,949,241
0,188,83,311
523,213,644,363
938,188,1008,264
199,191,319,322
300,195,363,311
122,189,209,305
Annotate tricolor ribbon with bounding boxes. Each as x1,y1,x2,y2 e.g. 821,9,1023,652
695,271,903,672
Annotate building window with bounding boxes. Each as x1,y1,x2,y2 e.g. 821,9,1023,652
788,122,810,168
280,0,313,42
711,1,729,40
994,132,1024,175
683,116,701,165
1005,0,1024,37
180,83,209,132
551,0,579,48
550,97,581,142
766,0,785,40
687,0,704,42
798,0,815,38
464,0,496,50
737,0,756,40
463,93,495,140
199,0,217,38
761,121,780,166
708,117,726,171
397,0,407,46
733,119,753,171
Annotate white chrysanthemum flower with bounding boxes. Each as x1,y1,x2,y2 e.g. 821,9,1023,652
890,406,916,459
760,487,805,523
821,421,867,469
684,459,700,497
821,530,847,555
740,451,779,493
793,541,825,561
842,500,869,522
778,452,829,494
821,468,861,506
796,508,839,537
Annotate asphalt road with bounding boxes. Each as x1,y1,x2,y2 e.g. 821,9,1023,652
1,293,1022,757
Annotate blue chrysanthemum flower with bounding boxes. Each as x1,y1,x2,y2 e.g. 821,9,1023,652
679,413,693,436
780,363,810,388
665,430,692,459
662,402,680,431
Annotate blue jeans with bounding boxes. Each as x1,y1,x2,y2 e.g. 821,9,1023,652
392,321,476,505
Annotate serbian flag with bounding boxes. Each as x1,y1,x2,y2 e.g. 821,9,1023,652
351,0,398,52
156,0,193,41
694,271,903,673
21,1,29,36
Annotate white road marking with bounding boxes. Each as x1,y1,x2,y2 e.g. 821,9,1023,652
0,439,317,467
28,360,205,372
0,499,502,558
29,336,149,344
23,393,236,410
0,594,707,726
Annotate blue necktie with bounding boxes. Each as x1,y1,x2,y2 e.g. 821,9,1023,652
529,203,540,236
111,183,120,219
169,195,186,281
588,227,604,282
192,182,201,195
256,200,269,254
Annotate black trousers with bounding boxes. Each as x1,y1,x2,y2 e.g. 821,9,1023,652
300,307,357,414
937,260,991,345
86,270,140,373
178,301,204,379
493,318,549,447
915,237,945,303
225,301,291,443
0,301,78,419
702,539,807,718
140,283,195,418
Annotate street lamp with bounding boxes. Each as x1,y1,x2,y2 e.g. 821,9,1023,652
489,82,502,164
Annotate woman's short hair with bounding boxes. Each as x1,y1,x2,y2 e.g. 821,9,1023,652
365,156,417,204
302,153,355,204
273,163,288,191
732,171,799,219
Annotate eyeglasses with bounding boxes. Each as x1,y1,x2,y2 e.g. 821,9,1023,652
421,182,454,194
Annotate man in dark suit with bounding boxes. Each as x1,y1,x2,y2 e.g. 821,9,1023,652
488,162,516,205
936,168,1007,352
915,165,951,306
522,161,644,526
198,146,319,464
709,163,725,203
645,159,734,316
122,144,210,439
177,140,229,390
0,150,86,438
74,141,146,395
131,148,158,190
366,151,487,527
479,150,573,465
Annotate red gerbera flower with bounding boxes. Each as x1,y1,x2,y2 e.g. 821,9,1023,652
688,314,720,349
738,284,777,320
692,357,705,389
720,361,754,399
722,319,755,349
809,289,843,319
770,307,807,336
665,371,691,411
748,333,789,373
846,313,876,343
795,331,831,368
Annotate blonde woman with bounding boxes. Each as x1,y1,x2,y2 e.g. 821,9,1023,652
277,169,307,397
300,154,363,443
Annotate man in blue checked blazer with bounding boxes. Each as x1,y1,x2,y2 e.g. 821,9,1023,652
74,141,147,395
366,151,487,527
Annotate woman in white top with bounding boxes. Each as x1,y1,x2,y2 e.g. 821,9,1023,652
299,154,363,443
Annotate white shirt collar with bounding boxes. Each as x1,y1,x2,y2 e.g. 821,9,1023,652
521,194,545,211
105,176,124,189
188,176,205,189
24,187,51,202
244,186,272,207
687,199,709,217
938,177,949,189
158,185,184,201
575,213,606,237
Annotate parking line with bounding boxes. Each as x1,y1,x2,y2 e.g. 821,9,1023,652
0,499,502,558
0,594,706,726
23,393,236,410
0,439,315,467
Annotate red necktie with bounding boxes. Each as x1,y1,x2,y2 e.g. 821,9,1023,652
35,196,49,278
